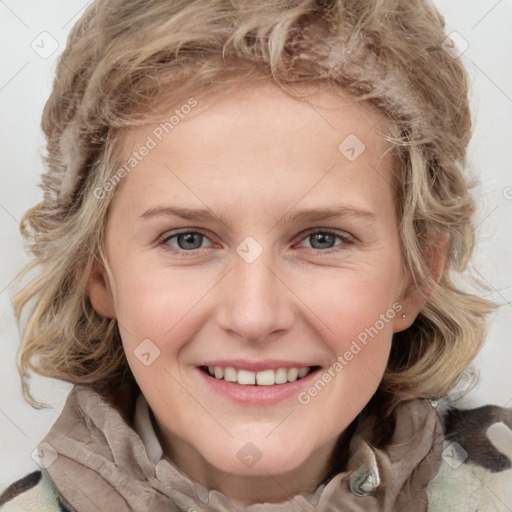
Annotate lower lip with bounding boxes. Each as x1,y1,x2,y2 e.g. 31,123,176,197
196,367,321,405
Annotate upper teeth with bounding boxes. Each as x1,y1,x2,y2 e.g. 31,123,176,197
207,366,310,385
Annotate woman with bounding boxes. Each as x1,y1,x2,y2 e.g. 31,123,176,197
1,0,511,510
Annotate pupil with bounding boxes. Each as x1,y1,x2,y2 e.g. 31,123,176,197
179,233,202,250
312,233,334,249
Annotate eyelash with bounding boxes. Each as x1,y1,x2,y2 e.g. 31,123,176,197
159,228,354,257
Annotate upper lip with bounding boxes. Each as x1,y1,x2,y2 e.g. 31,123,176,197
196,359,319,372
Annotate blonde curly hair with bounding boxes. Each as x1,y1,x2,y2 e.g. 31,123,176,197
13,0,495,413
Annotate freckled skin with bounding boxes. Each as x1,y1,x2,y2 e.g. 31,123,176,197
88,80,422,507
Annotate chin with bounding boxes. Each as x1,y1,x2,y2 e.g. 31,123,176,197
202,440,313,477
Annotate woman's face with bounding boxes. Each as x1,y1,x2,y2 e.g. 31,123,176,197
89,81,416,488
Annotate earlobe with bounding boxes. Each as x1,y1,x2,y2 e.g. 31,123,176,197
87,261,116,319
392,286,427,333
393,232,450,333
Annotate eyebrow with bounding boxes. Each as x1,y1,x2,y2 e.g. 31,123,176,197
139,205,377,230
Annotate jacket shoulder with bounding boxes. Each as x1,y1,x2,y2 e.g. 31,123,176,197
427,403,512,512
0,470,74,512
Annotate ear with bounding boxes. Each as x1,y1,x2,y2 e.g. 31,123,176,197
87,260,116,319
393,232,449,333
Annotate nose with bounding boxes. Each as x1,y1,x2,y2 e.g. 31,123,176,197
216,251,296,344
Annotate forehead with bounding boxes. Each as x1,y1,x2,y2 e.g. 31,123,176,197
122,80,390,156
114,80,396,221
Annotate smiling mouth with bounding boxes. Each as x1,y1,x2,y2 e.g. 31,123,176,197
199,365,321,386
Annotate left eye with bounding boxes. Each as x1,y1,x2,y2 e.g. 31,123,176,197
297,230,352,251
160,229,353,255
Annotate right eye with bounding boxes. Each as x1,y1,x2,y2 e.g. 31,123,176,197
160,229,215,255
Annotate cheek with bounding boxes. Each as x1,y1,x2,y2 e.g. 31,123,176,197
111,268,200,402
294,279,397,435
292,267,400,404
301,263,402,341
111,265,212,343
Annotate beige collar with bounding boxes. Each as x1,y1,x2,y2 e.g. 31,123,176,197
39,384,443,511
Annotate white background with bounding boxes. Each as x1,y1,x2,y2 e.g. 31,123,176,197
1,0,511,490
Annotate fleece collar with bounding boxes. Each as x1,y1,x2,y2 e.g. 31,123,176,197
39,384,443,511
